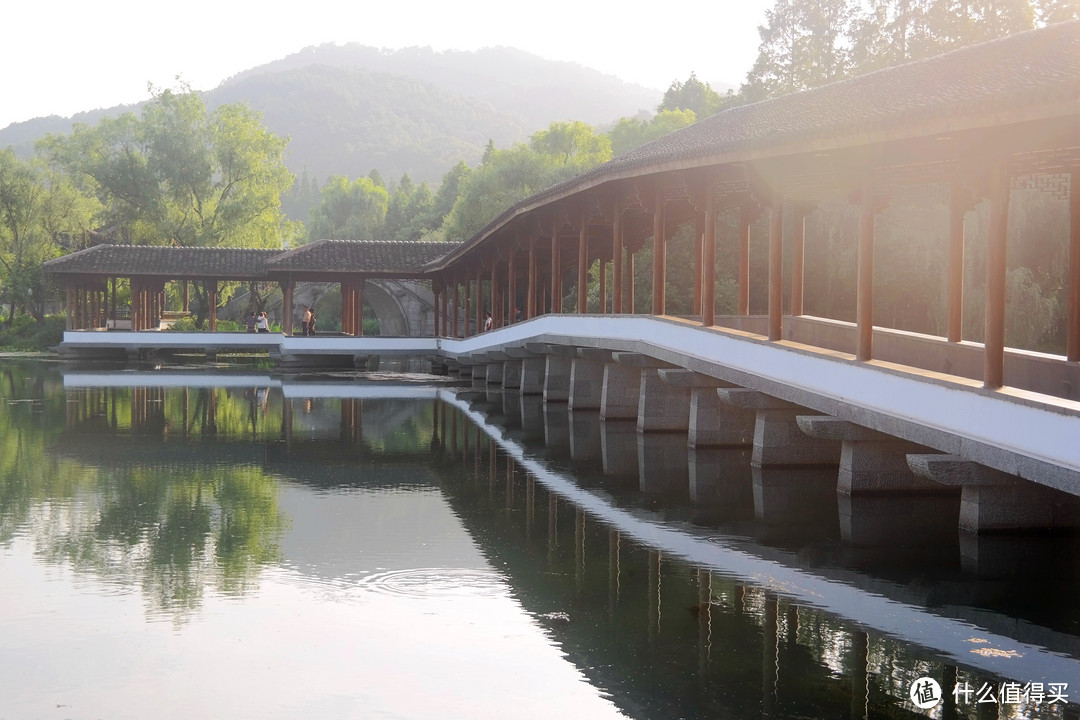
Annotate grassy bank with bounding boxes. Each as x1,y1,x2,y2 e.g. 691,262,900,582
0,315,65,351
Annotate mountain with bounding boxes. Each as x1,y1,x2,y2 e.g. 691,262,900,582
0,45,662,188
222,44,662,129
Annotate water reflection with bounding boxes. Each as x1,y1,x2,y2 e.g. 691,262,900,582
2,362,1080,719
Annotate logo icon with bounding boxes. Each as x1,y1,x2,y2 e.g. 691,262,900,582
910,677,943,709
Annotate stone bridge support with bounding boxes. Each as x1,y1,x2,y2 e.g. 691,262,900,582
797,417,945,495
908,454,1080,533
717,389,841,467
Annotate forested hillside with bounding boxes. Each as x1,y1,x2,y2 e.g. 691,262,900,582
0,45,660,190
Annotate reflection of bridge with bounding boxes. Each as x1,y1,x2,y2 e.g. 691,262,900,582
54,378,1080,716
47,29,1080,528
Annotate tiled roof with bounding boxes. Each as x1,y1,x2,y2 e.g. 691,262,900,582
43,241,464,278
434,21,1080,267
266,239,461,274
43,245,281,279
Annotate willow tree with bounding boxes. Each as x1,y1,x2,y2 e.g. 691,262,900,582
40,87,297,325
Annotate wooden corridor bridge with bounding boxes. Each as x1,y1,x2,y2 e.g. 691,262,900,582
45,22,1080,530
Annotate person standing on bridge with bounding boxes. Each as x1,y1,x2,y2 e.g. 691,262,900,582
256,312,270,333
484,311,493,332
302,307,313,336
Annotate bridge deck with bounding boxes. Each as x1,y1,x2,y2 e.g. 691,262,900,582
58,314,1080,492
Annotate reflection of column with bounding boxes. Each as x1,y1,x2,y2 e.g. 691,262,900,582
648,550,661,642
850,630,868,720
488,437,497,498
941,665,958,720
698,569,712,676
763,594,778,719
575,508,585,592
505,457,514,511
547,494,558,560
526,474,535,541
282,396,293,450
207,388,217,435
449,407,458,460
608,529,620,616
340,398,363,443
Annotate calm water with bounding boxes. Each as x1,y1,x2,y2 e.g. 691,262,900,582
2,360,1079,720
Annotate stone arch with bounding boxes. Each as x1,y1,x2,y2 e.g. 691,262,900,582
364,281,411,336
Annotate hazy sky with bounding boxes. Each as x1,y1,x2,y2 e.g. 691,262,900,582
2,0,774,130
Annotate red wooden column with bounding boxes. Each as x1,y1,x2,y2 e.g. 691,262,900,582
599,256,607,314
452,278,460,338
577,209,589,314
737,203,753,315
434,281,442,337
282,280,295,335
356,279,364,337
507,244,517,321
768,201,784,341
527,235,537,319
550,220,562,313
856,184,875,361
693,211,704,316
702,193,717,327
1068,168,1080,361
652,193,666,315
984,162,1010,389
182,280,189,313
491,260,500,327
130,281,139,331
612,199,624,314
207,279,218,332
627,251,636,313
341,279,351,335
65,283,74,330
476,263,484,331
464,274,472,337
790,207,808,317
947,182,972,343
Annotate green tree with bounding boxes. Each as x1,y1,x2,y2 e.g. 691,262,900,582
607,109,697,156
306,175,389,241
658,73,729,118
441,122,612,242
42,88,296,250
743,0,852,100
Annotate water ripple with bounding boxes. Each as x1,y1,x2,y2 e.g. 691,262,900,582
356,567,508,599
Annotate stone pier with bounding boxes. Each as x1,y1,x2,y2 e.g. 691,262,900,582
600,358,642,421
569,348,609,411
908,454,1080,533
717,389,841,467
525,343,573,404
485,351,506,386
796,416,944,495
614,353,686,433
504,347,544,395
658,369,753,446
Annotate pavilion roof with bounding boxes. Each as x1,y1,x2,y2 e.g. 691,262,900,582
429,20,1080,269
43,240,463,280
266,239,461,275
43,245,281,280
